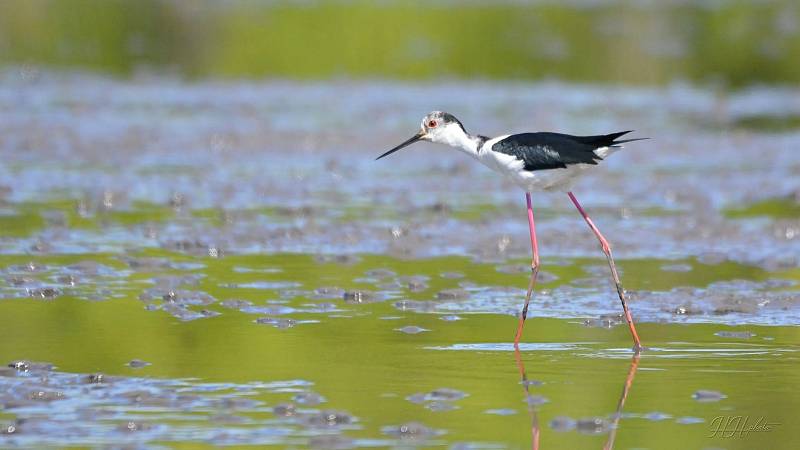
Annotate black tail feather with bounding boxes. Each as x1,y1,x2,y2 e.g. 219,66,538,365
579,130,648,147
613,137,649,146
605,130,635,142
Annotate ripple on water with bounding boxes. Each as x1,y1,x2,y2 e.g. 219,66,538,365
230,281,302,290
406,388,468,409
440,314,462,321
343,290,383,304
302,410,355,428
526,395,549,406
425,401,458,412
382,422,443,441
240,305,296,315
550,416,577,432
715,331,756,339
484,408,517,416
676,417,706,425
436,289,470,300
308,434,355,449
0,361,365,447
575,417,609,435
582,342,797,360
394,300,438,313
314,287,346,299
255,317,298,329
293,392,326,405
27,287,61,299
127,359,151,368
396,326,429,335
692,390,727,402
220,299,253,310
427,343,595,352
644,412,673,421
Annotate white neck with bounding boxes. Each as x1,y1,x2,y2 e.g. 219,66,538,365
431,124,484,158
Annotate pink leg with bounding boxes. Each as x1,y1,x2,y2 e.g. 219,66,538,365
514,193,540,345
567,191,643,351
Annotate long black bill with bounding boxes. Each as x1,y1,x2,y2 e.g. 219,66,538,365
376,131,425,160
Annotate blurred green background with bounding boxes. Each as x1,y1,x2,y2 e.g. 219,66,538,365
1,0,798,87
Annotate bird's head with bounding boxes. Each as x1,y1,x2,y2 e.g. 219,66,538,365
376,111,467,160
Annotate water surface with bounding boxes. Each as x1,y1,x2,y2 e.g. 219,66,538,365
0,74,799,448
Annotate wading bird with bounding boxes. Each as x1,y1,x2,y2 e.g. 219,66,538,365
377,111,646,351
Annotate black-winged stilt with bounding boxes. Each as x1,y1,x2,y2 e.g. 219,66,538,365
377,111,646,351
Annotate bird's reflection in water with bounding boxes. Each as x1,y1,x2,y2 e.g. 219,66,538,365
603,354,640,450
513,272,542,449
512,272,641,450
513,344,541,450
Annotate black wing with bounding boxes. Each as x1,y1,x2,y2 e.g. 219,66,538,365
490,131,641,172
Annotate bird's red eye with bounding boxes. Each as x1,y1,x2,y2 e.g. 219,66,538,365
428,120,437,128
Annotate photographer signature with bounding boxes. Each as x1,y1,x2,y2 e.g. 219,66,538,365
709,416,781,438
